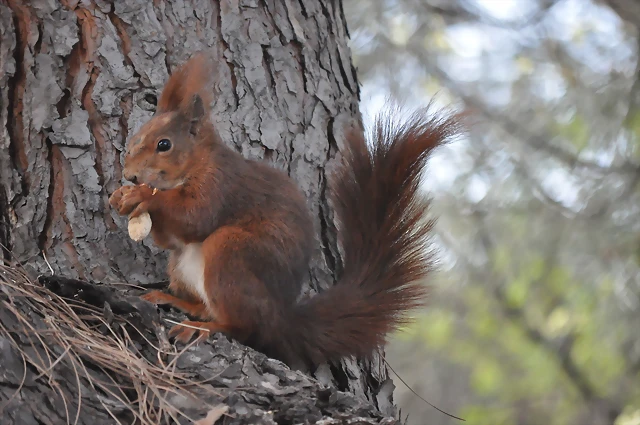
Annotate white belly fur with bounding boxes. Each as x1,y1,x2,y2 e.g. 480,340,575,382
175,243,208,304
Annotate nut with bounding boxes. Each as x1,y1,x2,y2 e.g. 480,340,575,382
128,212,152,241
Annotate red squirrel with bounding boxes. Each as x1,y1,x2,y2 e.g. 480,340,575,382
108,54,458,369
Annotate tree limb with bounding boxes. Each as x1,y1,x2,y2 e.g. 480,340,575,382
0,264,399,425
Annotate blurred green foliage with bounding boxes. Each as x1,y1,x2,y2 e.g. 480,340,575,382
555,114,590,152
394,250,639,424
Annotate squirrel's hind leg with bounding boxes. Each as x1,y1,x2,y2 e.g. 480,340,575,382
196,225,294,357
139,249,212,318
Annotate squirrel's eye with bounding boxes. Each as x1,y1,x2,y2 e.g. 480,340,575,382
156,139,172,152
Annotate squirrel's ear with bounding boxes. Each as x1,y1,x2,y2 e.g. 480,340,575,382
185,94,206,135
156,53,212,114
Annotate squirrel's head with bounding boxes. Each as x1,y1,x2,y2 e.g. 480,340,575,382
122,94,209,190
122,53,214,190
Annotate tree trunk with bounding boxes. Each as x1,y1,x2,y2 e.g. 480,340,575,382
0,0,398,422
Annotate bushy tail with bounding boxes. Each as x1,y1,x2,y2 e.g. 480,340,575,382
288,107,459,366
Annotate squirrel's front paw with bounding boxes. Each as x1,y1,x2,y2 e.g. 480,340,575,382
168,321,222,344
108,186,129,211
117,184,154,217
140,290,176,305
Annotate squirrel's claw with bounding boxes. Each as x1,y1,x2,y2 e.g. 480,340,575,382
117,185,154,216
108,186,128,211
168,320,222,344
141,291,211,318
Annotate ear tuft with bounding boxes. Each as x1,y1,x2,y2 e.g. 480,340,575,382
156,53,213,115
187,94,206,135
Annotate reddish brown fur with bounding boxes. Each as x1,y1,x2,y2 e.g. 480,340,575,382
155,53,213,115
109,55,459,369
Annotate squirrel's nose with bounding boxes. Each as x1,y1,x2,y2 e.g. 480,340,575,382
123,171,138,184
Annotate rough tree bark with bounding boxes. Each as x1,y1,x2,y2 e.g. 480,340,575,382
0,0,400,423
